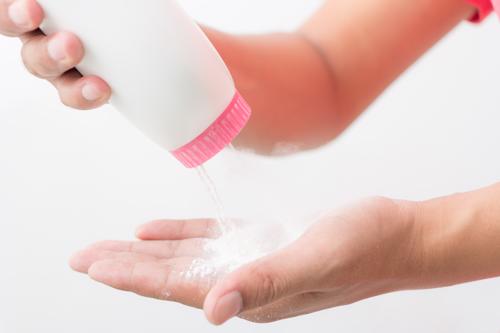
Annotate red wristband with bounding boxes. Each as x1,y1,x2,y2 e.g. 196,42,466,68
493,0,500,17
466,0,493,22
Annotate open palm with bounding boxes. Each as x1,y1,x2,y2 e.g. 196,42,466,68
71,219,222,309
70,198,419,325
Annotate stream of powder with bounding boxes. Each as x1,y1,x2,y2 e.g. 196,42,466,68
186,146,302,281
195,165,231,234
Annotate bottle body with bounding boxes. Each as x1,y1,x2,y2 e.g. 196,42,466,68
38,0,250,167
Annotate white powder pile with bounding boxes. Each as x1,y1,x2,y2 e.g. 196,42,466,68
182,221,299,281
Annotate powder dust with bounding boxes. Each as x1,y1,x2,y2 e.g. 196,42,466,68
183,147,307,282
182,220,300,281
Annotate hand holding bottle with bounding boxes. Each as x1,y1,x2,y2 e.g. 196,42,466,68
0,0,111,108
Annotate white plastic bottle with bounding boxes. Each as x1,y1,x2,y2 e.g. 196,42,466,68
37,0,251,168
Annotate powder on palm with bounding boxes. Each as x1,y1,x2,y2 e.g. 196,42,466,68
182,221,298,281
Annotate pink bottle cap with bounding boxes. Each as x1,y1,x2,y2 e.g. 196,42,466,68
171,91,251,168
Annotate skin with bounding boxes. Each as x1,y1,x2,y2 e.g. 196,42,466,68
69,187,500,324
69,198,419,323
2,0,499,326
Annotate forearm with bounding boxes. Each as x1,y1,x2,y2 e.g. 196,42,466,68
206,0,475,154
301,0,474,131
300,0,475,137
204,29,338,154
413,183,500,288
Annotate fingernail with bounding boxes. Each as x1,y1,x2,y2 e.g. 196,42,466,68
8,0,31,28
47,36,68,61
212,291,243,324
82,84,102,101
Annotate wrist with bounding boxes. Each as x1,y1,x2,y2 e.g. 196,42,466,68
367,195,467,293
413,193,473,288
332,197,423,294
382,198,426,291
413,184,500,289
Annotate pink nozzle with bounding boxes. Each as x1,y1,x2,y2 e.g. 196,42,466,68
171,91,251,168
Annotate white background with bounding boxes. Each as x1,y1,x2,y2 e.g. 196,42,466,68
1,0,500,332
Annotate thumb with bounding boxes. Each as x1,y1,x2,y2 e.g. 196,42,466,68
203,236,320,325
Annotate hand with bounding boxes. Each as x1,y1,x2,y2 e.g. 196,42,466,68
70,197,421,325
0,0,111,109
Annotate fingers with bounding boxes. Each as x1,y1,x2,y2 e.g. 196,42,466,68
21,31,84,79
52,70,111,109
136,219,220,241
88,257,211,307
18,26,111,109
203,235,322,325
70,250,158,274
0,0,43,37
2,1,111,109
70,239,207,273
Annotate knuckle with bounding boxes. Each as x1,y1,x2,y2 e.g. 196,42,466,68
20,47,39,76
248,264,284,306
21,46,53,78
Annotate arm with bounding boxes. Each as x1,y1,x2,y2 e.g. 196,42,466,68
209,0,475,153
201,184,500,324
415,182,500,288
69,183,500,324
0,0,475,154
